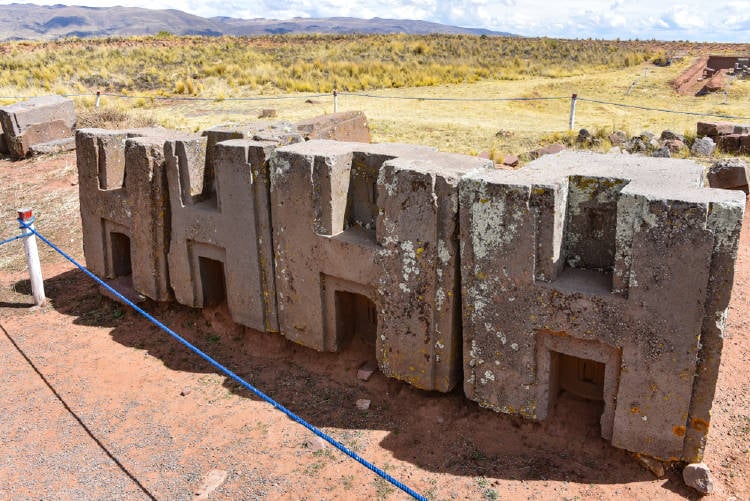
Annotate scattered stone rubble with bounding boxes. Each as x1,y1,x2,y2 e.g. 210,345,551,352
0,95,76,159
697,121,750,155
573,120,750,159
76,120,745,466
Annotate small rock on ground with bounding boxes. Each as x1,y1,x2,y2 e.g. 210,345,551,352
357,360,378,381
194,469,228,499
682,462,714,494
356,399,371,410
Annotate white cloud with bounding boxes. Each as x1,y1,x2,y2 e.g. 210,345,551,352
0,0,746,41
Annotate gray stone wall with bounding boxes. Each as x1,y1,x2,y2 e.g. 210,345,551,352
76,131,745,462
459,152,745,461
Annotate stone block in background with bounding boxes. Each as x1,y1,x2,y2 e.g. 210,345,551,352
707,158,749,193
0,95,76,158
295,111,371,143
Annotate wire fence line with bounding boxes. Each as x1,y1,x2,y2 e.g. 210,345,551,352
2,89,749,123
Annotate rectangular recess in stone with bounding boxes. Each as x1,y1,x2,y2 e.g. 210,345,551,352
562,176,629,273
459,151,745,461
166,137,280,332
76,128,175,302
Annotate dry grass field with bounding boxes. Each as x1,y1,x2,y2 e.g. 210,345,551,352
1,35,749,158
2,34,750,500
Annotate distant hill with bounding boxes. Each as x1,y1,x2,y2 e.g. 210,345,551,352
0,4,514,41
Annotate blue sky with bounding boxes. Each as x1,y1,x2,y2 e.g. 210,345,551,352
5,1,750,41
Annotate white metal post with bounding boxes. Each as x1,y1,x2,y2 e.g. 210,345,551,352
568,93,578,131
333,89,338,113
17,208,46,307
95,90,101,108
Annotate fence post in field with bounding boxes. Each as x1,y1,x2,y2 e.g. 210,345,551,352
333,89,338,113
95,90,101,108
17,208,46,307
568,93,578,131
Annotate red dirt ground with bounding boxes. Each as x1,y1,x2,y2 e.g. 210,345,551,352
1,151,748,500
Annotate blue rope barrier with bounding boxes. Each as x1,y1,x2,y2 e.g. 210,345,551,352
0,233,27,247
17,218,428,501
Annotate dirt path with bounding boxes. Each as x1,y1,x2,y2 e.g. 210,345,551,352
0,151,748,500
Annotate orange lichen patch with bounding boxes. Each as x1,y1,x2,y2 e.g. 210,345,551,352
672,425,686,437
631,406,640,414
692,418,710,433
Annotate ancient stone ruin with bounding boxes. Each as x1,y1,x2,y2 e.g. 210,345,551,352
673,55,750,96
0,95,76,158
76,124,745,464
697,121,750,155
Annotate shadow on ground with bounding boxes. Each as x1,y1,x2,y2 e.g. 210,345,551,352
14,268,698,496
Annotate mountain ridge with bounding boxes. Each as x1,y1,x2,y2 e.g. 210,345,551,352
0,3,515,40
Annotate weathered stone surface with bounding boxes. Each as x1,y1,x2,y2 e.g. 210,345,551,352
0,131,7,154
357,360,378,381
528,143,565,159
459,151,744,461
295,111,371,143
76,127,184,301
270,139,490,391
651,146,671,158
609,130,627,146
660,130,685,142
355,399,371,410
707,158,749,192
165,132,292,332
0,95,76,158
682,463,714,494
75,125,745,464
577,128,592,142
691,137,716,156
742,134,750,153
697,121,736,138
664,139,686,153
502,154,519,167
624,137,647,153
28,137,76,155
201,121,302,189
718,134,742,152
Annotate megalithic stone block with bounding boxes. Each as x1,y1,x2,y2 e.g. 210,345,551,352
270,139,487,392
76,127,191,302
459,151,745,461
165,135,284,332
124,135,180,302
0,95,76,158
375,151,491,391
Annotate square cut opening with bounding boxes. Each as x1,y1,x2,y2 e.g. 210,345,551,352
556,353,605,401
551,176,629,295
109,232,132,277
198,256,226,307
343,153,381,234
335,290,378,348
547,351,606,438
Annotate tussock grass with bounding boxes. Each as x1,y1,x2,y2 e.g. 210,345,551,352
2,34,749,158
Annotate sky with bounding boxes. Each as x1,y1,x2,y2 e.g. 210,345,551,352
5,1,750,42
